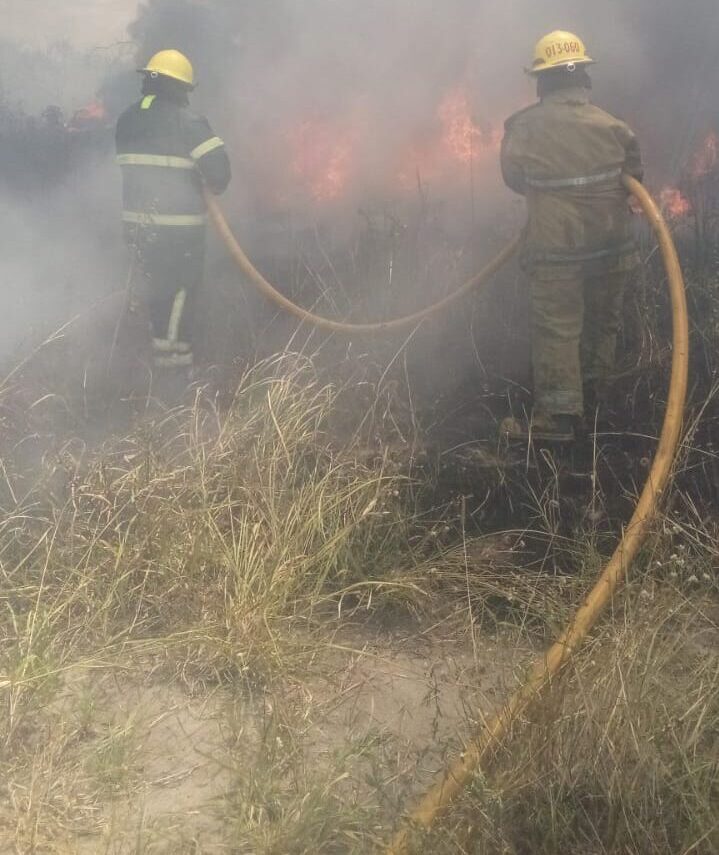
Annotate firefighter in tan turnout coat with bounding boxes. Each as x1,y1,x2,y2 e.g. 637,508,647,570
500,31,643,442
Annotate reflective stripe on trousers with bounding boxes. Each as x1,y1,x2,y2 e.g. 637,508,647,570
123,211,207,227
152,289,193,368
154,352,193,368
152,338,191,354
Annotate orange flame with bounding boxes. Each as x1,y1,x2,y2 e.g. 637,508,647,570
71,99,107,125
396,87,499,190
286,86,501,204
438,88,490,164
290,120,353,202
660,186,692,219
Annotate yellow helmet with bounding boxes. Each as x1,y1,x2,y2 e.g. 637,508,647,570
140,50,195,87
527,31,594,76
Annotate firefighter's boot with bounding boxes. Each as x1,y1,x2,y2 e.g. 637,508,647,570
500,412,575,444
152,365,191,405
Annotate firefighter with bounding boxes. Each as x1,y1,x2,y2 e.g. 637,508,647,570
500,31,643,442
115,49,231,381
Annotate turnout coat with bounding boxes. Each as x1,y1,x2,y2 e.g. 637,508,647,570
501,87,643,279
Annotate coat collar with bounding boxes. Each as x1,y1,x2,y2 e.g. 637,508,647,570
541,87,591,106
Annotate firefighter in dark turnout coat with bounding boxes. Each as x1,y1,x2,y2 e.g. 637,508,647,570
500,31,643,442
116,50,231,374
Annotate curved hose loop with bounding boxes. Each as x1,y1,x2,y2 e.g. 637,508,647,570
204,188,521,334
384,175,690,853
207,178,689,850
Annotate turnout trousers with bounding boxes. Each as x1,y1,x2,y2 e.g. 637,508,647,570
530,269,631,417
129,225,206,370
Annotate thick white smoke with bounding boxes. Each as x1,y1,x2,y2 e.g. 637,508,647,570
125,0,719,206
3,1,136,50
2,0,719,382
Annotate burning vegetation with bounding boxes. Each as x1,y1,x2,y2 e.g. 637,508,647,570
286,87,499,204
661,130,719,219
290,118,355,202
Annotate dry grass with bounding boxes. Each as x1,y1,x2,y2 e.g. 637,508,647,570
428,581,719,855
0,351,718,854
0,353,425,851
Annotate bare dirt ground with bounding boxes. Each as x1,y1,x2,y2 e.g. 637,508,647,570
14,624,530,854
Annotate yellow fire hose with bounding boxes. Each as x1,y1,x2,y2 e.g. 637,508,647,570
207,177,689,853
384,179,689,852
205,187,521,333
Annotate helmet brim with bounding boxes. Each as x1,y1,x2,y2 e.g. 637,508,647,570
137,68,196,89
525,57,595,76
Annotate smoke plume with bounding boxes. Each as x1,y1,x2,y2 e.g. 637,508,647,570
125,0,719,212
2,0,719,394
